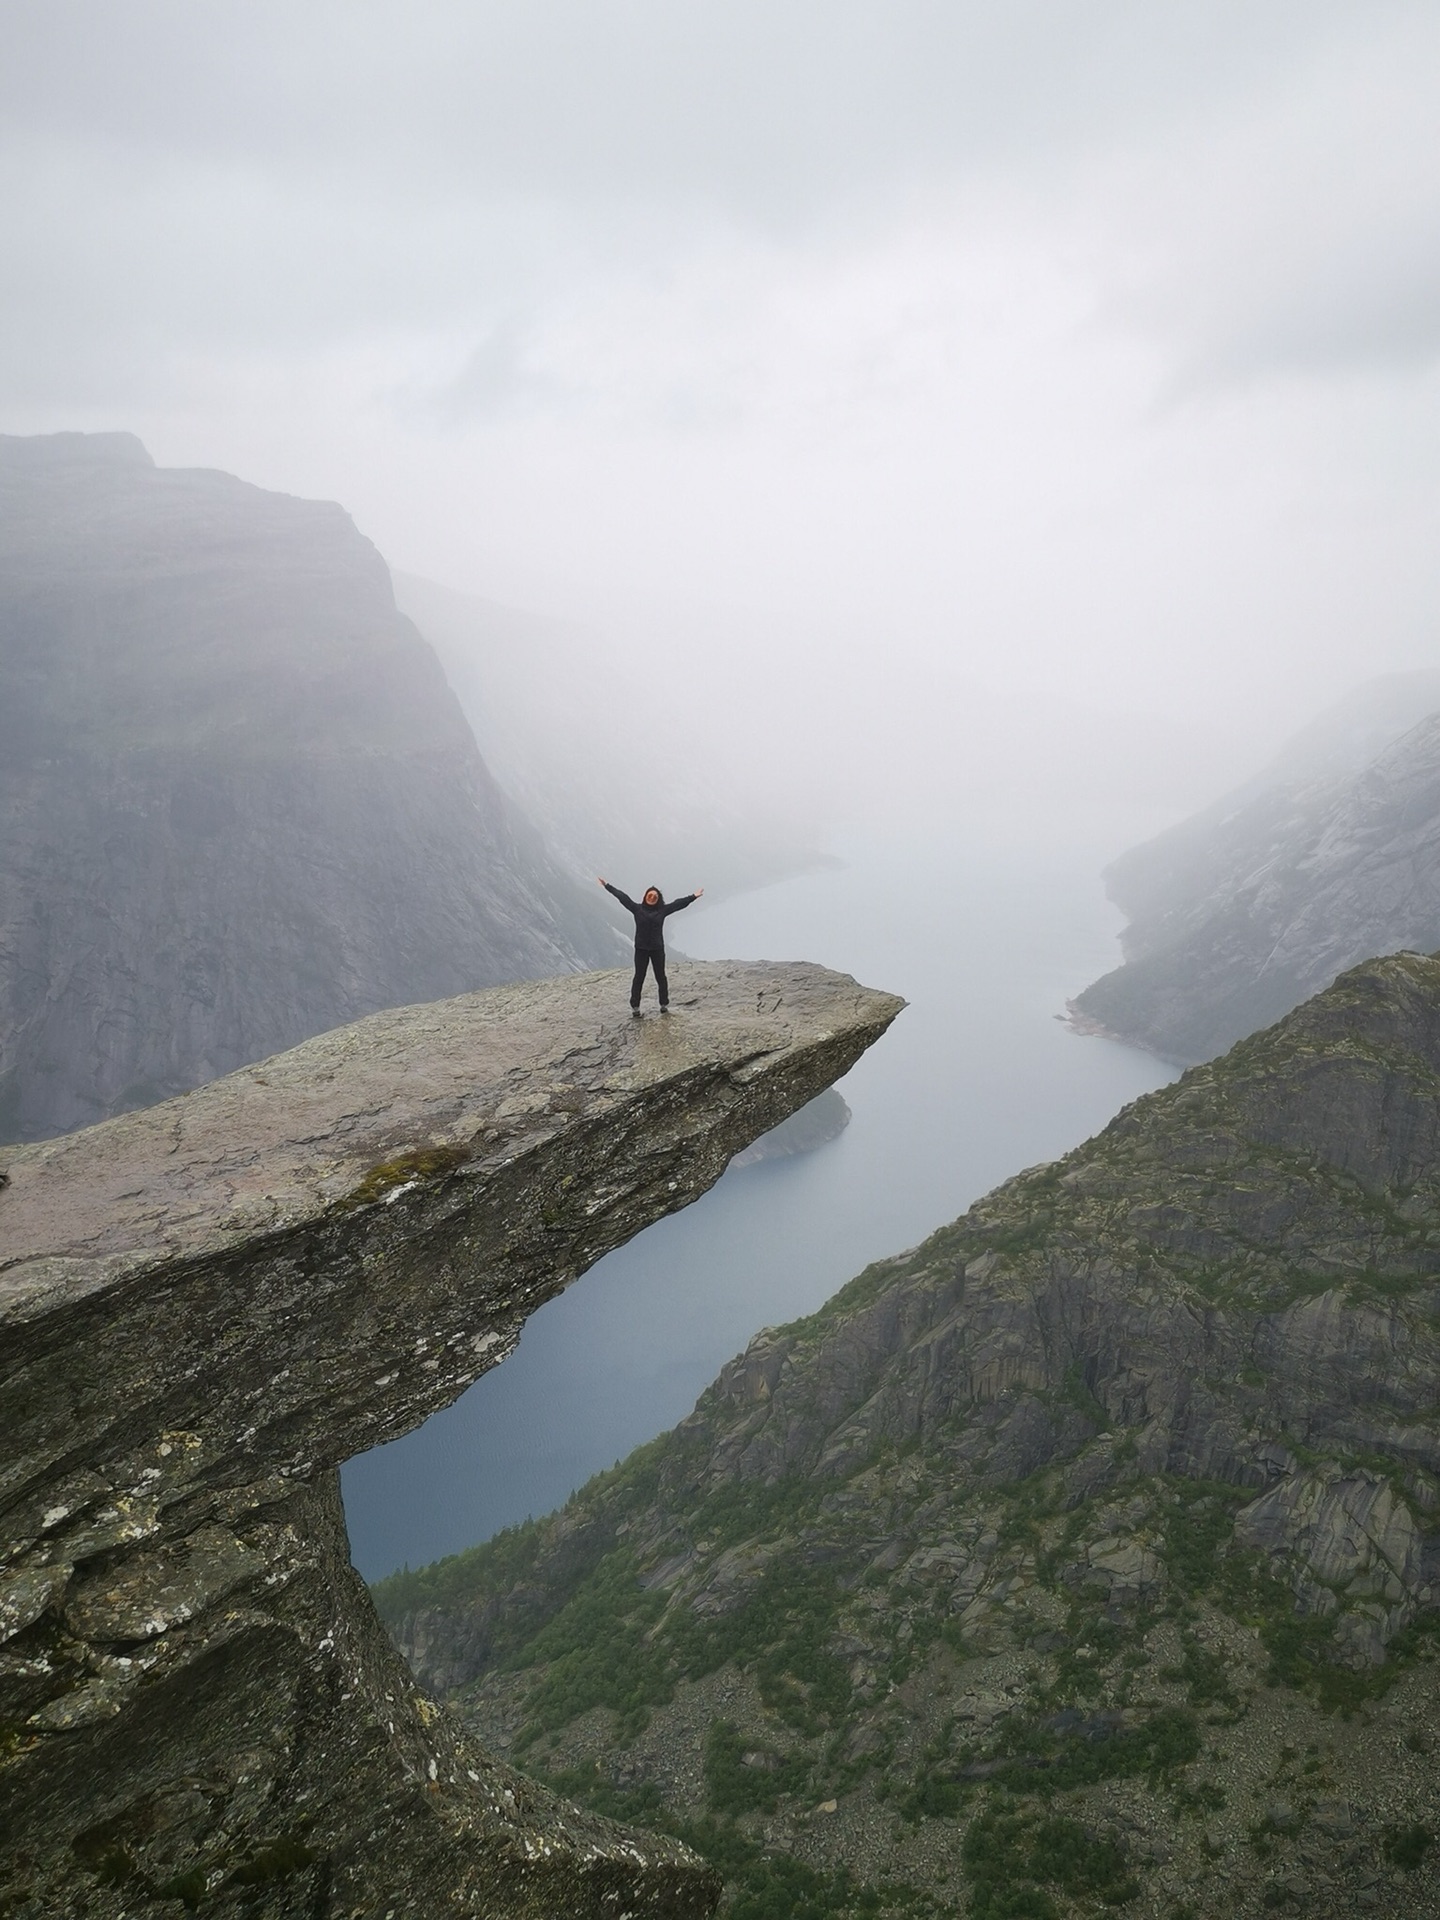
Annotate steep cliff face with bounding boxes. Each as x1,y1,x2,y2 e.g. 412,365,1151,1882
0,960,902,1917
0,431,617,1145
383,955,1440,1919
1070,693,1440,1065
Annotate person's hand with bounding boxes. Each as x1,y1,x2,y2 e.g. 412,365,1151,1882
694,887,705,898
597,876,607,887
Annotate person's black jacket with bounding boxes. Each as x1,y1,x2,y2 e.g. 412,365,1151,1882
604,883,697,952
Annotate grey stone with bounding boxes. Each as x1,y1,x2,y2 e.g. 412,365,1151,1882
0,959,900,1917
62,1525,265,1641
1313,1801,1356,1836
1235,1466,1428,1658
0,1561,70,1642
1082,1533,1163,1600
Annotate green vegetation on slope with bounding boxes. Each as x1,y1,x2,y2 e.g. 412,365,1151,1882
375,956,1440,1918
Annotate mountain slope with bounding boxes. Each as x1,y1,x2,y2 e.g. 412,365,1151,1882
377,952,1440,1919
1070,681,1440,1065
0,961,899,1920
0,432,618,1143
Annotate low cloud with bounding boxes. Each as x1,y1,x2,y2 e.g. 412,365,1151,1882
3,1,1438,840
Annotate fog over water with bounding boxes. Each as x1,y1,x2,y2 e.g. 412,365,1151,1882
342,829,1174,1580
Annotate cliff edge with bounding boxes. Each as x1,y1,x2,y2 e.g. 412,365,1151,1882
0,960,903,1918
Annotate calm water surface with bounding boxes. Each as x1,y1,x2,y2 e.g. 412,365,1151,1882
342,830,1173,1578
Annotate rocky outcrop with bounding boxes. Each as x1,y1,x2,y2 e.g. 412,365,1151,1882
0,960,902,1917
1071,690,1440,1064
0,432,617,1145
385,954,1440,1919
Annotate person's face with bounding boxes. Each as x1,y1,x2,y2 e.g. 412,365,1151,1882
644,890,660,906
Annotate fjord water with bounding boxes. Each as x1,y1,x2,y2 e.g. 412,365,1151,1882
342,830,1174,1579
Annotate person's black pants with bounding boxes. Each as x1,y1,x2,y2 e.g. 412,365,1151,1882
631,948,668,1007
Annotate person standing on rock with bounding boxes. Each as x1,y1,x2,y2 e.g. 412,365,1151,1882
598,879,703,1015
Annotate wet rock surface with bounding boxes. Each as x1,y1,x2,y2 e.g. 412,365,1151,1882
0,959,901,1917
382,954,1440,1918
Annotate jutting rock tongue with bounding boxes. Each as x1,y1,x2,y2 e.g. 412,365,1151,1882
0,960,903,1919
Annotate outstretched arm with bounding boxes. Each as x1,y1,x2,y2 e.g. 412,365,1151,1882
663,889,704,915
599,878,639,914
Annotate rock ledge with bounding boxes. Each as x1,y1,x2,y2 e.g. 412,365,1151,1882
0,959,902,1918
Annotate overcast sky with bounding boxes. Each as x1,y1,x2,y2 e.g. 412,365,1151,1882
4,2,1439,827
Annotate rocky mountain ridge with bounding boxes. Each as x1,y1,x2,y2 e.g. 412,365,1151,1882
0,431,617,1144
379,952,1440,1919
1070,684,1440,1065
0,960,901,1917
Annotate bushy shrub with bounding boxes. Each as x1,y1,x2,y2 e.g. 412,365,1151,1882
962,1808,1137,1918
703,1719,812,1815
